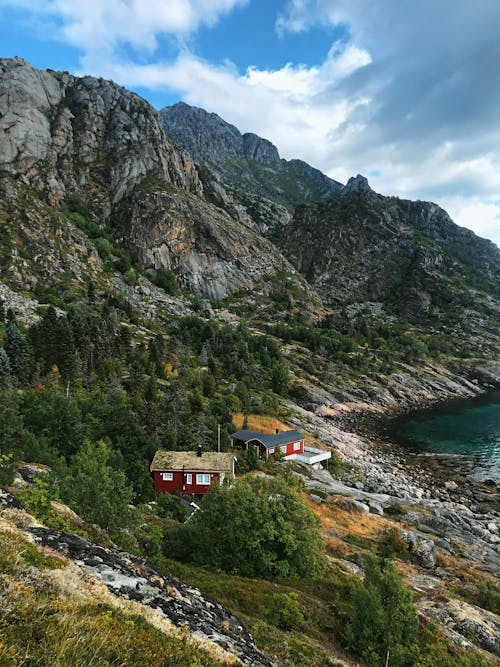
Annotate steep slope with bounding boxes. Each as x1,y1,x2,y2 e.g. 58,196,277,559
160,102,343,234
0,58,310,304
280,189,500,320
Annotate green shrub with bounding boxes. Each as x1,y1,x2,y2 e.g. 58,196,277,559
268,592,305,631
167,475,326,579
377,527,409,560
155,493,188,523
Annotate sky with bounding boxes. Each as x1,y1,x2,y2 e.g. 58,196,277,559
1,0,499,246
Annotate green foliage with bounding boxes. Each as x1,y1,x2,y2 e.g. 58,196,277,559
33,285,65,308
153,268,179,295
155,492,188,523
18,476,70,530
168,475,326,579
267,592,305,630
377,527,409,560
62,440,133,533
136,171,167,193
0,451,14,486
345,556,418,667
0,347,10,383
4,321,32,383
236,445,259,473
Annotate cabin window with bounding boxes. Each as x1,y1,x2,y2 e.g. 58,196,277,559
196,473,211,485
280,445,287,453
269,448,275,454
186,473,192,485
161,472,173,481
293,441,301,451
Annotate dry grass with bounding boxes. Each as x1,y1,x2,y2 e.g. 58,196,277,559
308,496,391,540
0,517,236,666
233,412,292,434
232,412,322,446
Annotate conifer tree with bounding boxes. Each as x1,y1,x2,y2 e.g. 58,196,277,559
4,322,32,384
0,347,10,384
63,440,133,533
345,556,418,667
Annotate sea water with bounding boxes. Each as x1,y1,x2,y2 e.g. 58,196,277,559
393,391,500,483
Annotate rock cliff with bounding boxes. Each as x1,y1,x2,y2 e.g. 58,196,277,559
0,57,201,210
0,58,308,302
160,101,343,234
280,189,500,319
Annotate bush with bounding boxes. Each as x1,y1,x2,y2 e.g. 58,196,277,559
167,476,326,579
268,592,305,630
377,527,409,560
155,493,188,523
154,268,179,295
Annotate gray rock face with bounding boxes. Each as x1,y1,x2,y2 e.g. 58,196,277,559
160,102,279,166
116,190,299,300
403,530,437,569
344,174,372,193
0,57,201,209
242,132,280,163
280,189,500,316
0,58,307,302
27,527,275,666
160,101,343,235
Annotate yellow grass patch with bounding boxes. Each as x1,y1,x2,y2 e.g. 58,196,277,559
308,496,391,540
233,413,291,434
232,413,324,447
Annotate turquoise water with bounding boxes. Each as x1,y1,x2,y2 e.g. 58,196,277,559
394,391,500,482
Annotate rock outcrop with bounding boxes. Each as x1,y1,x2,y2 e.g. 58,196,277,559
27,527,275,666
0,57,201,210
115,189,300,301
160,101,343,234
280,189,500,318
0,57,309,302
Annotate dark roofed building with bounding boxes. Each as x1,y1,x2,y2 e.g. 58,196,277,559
231,428,332,469
231,429,305,459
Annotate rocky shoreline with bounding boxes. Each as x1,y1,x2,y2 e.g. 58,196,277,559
285,370,500,658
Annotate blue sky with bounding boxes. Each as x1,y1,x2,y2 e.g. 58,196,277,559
1,0,499,245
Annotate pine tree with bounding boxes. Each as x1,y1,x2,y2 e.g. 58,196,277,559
4,322,32,384
0,347,11,383
345,556,418,667
63,440,133,533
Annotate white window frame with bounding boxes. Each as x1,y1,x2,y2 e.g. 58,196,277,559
293,441,301,451
186,473,192,485
196,473,211,485
161,472,173,481
280,444,287,453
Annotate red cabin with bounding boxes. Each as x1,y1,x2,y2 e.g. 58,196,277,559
230,429,305,460
150,448,236,495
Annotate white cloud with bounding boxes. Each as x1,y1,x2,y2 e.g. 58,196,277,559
0,0,249,55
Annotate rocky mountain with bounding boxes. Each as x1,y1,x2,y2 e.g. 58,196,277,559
279,189,500,320
160,101,343,234
0,58,312,305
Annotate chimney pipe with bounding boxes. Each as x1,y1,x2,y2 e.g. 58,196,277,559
197,444,202,457
275,428,279,434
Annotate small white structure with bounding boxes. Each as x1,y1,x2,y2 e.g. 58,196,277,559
285,445,331,470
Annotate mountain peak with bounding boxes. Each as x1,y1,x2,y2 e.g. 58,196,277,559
344,173,372,193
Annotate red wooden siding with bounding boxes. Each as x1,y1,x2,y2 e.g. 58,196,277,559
153,470,223,494
267,439,304,458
